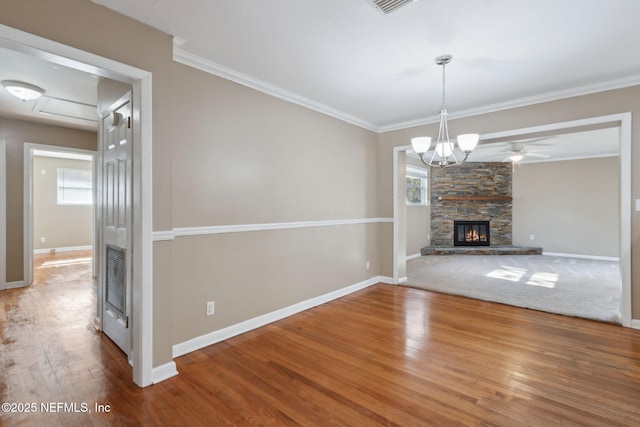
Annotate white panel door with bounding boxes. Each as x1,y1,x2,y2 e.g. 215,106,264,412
101,93,132,356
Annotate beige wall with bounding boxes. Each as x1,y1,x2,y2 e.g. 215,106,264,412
171,62,379,225
406,157,430,256
33,156,93,250
406,206,429,256
1,117,96,282
379,86,640,317
2,0,380,367
172,224,380,344
513,157,619,257
2,0,174,366
97,79,132,114
170,62,380,344
3,0,640,374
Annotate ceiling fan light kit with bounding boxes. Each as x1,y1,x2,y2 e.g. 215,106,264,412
411,55,479,168
1,79,45,101
502,141,551,163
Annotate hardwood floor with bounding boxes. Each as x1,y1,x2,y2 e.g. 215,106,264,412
2,252,640,425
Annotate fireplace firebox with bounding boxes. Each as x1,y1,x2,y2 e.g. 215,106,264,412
454,220,490,246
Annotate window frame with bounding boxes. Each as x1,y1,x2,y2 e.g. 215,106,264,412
56,167,93,206
406,165,429,206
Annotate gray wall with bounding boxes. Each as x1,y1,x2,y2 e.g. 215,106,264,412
513,157,620,258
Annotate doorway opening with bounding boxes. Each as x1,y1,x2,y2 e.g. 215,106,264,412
25,146,96,289
1,23,154,386
393,113,632,327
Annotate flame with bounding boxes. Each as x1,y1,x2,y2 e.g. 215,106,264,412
465,229,487,242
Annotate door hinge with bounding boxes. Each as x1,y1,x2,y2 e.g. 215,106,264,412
127,116,131,129
125,316,129,328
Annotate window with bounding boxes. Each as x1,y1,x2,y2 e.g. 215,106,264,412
57,168,92,205
406,166,428,206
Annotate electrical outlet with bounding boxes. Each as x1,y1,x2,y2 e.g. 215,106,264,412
206,301,215,316
40,237,46,243
530,234,535,241
365,260,370,270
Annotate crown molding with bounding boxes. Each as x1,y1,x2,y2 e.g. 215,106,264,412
379,74,640,133
173,48,379,132
173,46,640,135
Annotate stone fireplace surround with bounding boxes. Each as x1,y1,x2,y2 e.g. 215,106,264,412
420,162,542,255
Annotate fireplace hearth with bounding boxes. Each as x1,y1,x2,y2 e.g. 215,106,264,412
454,220,490,246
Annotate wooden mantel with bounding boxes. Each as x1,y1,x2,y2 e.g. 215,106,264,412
437,195,512,201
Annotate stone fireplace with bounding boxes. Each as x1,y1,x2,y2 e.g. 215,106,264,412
429,162,512,247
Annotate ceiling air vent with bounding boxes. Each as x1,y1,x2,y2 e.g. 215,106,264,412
369,0,417,14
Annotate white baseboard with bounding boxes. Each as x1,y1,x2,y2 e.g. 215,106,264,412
378,276,394,284
406,253,422,261
542,252,619,262
173,276,383,358
34,245,92,254
631,319,640,330
152,361,179,384
397,276,408,284
6,280,25,289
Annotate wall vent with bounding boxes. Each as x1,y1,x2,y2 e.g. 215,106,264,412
369,0,417,14
106,245,126,316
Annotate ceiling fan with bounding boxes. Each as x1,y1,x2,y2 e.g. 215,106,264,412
502,142,551,163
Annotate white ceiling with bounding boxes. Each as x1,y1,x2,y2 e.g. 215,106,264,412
467,127,619,163
1,0,633,159
90,0,640,132
406,127,619,164
0,47,99,131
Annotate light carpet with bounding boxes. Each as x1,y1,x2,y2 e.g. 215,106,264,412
406,255,621,324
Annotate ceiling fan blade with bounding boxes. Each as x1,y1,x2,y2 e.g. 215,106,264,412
526,152,551,158
512,136,552,146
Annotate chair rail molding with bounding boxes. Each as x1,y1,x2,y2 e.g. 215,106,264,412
152,217,393,241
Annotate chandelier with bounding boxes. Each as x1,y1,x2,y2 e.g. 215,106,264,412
411,55,479,168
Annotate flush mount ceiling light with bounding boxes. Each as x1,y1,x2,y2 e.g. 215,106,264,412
411,55,479,168
2,80,45,101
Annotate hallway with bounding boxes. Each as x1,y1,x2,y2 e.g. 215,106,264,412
0,250,131,426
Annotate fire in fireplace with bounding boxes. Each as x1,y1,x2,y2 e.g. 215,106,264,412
454,220,490,246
